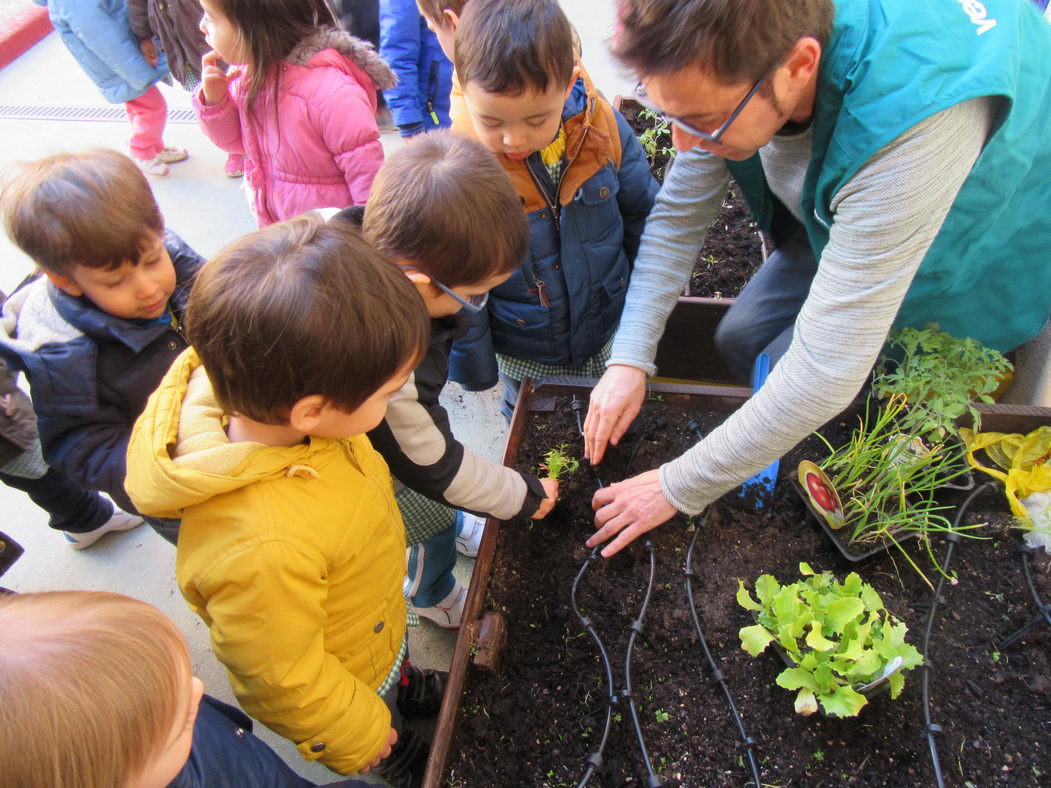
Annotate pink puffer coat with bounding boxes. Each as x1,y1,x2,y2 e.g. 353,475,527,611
193,29,396,227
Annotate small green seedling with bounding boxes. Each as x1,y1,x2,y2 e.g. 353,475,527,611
654,709,670,723
737,563,923,718
541,444,580,481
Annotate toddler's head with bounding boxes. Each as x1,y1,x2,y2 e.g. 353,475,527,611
1,149,175,321
198,0,338,105
363,130,528,318
0,591,203,788
454,0,579,160
188,213,429,437
416,0,469,61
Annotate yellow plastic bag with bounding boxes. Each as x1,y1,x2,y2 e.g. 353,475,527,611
960,426,1051,522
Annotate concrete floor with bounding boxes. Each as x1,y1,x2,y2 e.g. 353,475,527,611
0,4,629,783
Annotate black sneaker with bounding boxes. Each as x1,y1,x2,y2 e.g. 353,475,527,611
397,663,448,718
372,727,429,788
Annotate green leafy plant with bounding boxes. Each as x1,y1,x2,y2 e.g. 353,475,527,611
737,563,923,717
873,326,1011,440
815,395,982,588
654,709,670,723
540,444,580,481
635,108,674,178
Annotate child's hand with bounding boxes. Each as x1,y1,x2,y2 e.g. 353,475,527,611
531,478,559,518
359,727,398,773
139,38,158,66
201,50,239,106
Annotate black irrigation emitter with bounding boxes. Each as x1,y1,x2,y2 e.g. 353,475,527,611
997,540,1051,651
918,480,997,788
685,510,763,788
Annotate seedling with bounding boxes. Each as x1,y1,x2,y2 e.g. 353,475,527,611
873,326,1011,440
541,444,580,481
812,395,983,587
737,563,923,717
654,709,670,723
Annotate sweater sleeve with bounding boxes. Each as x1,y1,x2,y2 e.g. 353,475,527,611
369,370,545,520
659,97,995,515
196,538,392,775
607,147,730,374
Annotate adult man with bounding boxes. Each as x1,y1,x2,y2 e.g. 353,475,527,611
583,0,1051,556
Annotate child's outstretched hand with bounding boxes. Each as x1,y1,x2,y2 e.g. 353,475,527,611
530,478,559,519
201,50,239,106
359,727,398,773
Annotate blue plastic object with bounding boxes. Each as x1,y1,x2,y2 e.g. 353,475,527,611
738,354,779,508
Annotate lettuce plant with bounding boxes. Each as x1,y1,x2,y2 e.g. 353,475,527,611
737,563,923,718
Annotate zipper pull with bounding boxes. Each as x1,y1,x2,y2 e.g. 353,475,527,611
428,102,439,126
529,279,552,308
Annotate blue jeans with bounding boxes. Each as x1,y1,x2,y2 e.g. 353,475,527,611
0,467,112,534
714,229,819,381
406,522,457,608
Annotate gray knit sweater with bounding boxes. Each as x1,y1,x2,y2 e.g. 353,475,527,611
607,97,993,515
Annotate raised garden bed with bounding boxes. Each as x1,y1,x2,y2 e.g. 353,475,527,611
426,380,1051,787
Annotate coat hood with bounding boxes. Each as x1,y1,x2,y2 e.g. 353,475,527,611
126,348,333,517
287,28,397,92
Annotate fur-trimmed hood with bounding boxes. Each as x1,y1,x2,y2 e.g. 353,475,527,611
287,27,396,91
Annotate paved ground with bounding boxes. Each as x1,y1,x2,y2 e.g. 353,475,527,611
0,6,629,783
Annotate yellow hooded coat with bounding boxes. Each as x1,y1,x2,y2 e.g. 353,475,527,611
125,349,406,774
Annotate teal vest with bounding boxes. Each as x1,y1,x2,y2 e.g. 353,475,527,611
729,0,1051,352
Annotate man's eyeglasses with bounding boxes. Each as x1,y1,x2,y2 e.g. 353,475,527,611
633,75,766,144
397,265,489,314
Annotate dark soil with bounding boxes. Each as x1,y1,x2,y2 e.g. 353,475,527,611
445,392,1051,787
620,98,764,300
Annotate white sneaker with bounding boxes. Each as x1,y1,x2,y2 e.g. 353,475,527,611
155,146,189,163
135,155,170,177
64,509,144,550
455,512,486,558
415,582,466,629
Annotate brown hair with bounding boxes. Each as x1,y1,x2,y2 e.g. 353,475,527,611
0,591,190,788
188,213,429,424
613,0,834,85
363,130,528,288
454,0,575,95
1,149,163,276
416,0,468,27
209,0,337,108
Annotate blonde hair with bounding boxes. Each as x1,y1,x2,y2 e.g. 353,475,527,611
0,591,190,788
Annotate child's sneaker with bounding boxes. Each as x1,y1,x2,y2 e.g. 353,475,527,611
397,662,448,718
155,146,189,164
415,581,466,629
454,511,486,557
224,153,245,178
64,509,144,550
372,727,428,788
135,155,171,177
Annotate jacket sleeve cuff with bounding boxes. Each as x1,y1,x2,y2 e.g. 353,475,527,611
658,461,711,517
606,357,657,377
515,473,547,518
294,693,392,774
192,85,235,120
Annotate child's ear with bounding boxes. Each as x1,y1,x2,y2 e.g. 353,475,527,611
43,270,84,298
442,8,460,31
563,64,582,101
287,395,327,433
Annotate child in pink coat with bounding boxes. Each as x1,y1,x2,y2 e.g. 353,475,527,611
194,0,396,226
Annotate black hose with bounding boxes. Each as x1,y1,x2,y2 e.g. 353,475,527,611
920,481,996,787
998,541,1051,650
685,512,762,787
624,541,662,787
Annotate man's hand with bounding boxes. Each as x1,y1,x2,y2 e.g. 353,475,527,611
530,478,559,518
139,38,158,66
583,365,648,465
359,727,398,773
201,50,239,106
588,469,678,557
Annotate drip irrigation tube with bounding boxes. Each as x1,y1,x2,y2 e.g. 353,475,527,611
998,541,1051,650
625,542,661,788
685,514,762,788
919,481,997,788
571,546,617,787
